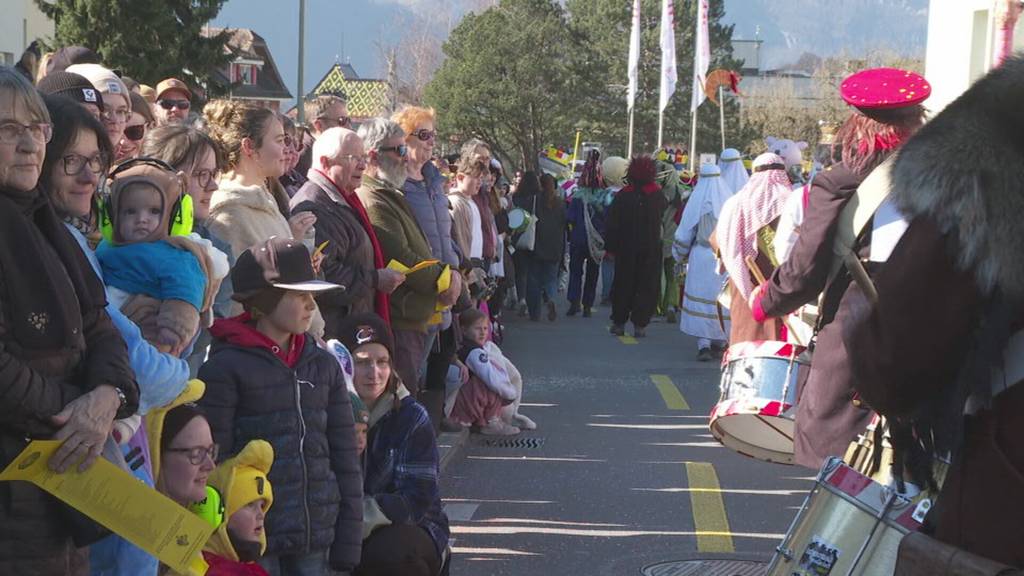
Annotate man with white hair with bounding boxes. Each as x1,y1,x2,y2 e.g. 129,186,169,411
357,119,462,394
290,127,405,338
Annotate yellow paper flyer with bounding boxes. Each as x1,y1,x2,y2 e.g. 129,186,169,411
0,440,212,575
387,258,439,274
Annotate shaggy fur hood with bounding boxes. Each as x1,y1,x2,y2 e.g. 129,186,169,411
891,55,1024,302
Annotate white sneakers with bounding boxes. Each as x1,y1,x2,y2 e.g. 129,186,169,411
511,413,537,430
480,418,521,436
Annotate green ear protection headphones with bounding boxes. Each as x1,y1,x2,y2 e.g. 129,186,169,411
99,156,194,243
189,485,225,528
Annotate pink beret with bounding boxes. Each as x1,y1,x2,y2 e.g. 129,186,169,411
840,67,931,110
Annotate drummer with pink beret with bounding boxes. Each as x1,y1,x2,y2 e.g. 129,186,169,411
744,66,930,470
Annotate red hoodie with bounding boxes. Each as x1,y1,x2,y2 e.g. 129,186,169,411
209,313,307,368
203,551,269,576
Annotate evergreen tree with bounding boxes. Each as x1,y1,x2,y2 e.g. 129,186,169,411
36,0,234,95
424,0,584,171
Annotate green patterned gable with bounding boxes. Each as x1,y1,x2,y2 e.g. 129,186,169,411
310,64,391,119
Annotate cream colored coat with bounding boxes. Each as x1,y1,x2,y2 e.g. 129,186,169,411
207,180,325,336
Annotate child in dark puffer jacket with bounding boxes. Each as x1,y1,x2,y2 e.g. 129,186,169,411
197,237,362,575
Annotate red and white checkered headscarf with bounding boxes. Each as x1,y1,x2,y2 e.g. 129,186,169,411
716,153,793,300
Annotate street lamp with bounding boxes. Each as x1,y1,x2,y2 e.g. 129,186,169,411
297,0,306,123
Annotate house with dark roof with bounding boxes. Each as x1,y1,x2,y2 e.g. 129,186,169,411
304,62,392,123
204,27,292,111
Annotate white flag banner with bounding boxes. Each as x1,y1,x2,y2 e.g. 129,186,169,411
627,0,641,111
659,0,677,112
691,0,710,112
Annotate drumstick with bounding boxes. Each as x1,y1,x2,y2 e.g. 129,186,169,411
745,256,805,346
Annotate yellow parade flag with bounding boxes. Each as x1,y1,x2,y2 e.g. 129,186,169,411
0,440,212,575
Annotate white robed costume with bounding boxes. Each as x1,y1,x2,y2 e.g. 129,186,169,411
719,148,749,194
673,163,734,340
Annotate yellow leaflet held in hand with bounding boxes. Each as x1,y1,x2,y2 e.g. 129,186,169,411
0,440,212,575
387,258,440,274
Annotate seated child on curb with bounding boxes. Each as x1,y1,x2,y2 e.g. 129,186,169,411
97,160,228,357
199,439,274,576
449,309,535,435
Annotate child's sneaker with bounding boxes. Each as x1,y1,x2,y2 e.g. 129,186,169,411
480,418,520,436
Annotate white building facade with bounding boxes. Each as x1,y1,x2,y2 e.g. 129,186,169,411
0,0,53,68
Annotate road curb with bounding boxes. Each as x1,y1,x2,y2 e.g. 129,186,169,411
438,428,469,473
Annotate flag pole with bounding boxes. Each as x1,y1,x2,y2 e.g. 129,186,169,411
719,85,726,151
688,107,697,171
657,110,664,149
628,108,635,157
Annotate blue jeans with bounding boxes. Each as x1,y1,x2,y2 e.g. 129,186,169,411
259,550,329,576
600,257,615,303
526,257,559,320
567,245,599,308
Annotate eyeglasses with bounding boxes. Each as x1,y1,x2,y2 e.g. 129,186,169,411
102,108,131,124
165,443,218,465
191,168,219,189
410,129,436,142
0,121,53,145
377,144,407,158
62,153,107,176
338,154,368,166
158,99,191,111
123,124,146,142
320,115,351,128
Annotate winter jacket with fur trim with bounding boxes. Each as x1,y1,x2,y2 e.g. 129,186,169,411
197,316,362,571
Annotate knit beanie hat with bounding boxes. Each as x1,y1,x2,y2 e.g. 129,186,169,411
65,63,131,111
204,440,274,561
336,312,394,358
350,391,369,425
36,71,105,110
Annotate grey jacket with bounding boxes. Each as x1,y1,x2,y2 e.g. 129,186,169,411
401,162,460,268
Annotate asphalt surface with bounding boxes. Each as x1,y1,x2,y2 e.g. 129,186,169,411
441,300,814,576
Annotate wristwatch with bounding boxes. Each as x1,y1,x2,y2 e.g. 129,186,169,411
112,386,128,415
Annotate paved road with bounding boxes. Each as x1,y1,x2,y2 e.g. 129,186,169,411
441,301,814,575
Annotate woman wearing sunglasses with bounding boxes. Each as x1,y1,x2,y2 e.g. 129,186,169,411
116,91,155,161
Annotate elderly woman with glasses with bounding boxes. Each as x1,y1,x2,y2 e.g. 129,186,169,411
0,66,139,576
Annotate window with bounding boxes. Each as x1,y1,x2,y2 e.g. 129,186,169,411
231,63,258,85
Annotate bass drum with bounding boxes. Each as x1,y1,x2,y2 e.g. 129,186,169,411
710,340,808,465
768,457,931,576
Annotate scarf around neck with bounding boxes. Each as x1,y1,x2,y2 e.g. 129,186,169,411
310,169,391,324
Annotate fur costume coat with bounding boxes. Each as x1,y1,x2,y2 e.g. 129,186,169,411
847,56,1024,568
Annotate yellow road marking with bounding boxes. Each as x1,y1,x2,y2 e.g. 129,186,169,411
651,374,690,410
618,336,638,345
685,462,735,553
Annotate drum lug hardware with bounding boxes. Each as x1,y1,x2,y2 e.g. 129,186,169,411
775,545,794,560
911,498,932,523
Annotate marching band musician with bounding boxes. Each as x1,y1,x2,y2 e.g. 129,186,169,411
747,67,931,470
847,56,1024,569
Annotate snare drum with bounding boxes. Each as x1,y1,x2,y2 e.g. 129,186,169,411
844,415,951,492
768,457,930,576
710,340,808,465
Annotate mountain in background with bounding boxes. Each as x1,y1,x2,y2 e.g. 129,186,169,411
722,0,929,69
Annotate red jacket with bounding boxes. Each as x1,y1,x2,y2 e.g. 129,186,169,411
203,552,269,576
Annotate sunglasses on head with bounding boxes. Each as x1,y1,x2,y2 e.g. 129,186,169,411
123,124,146,141
411,129,436,142
158,99,191,111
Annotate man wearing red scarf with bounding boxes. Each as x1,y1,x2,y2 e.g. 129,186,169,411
747,67,930,470
290,128,405,338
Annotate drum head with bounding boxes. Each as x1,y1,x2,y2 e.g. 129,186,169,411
508,208,527,232
710,413,795,465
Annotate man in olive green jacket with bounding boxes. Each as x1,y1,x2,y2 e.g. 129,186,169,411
356,118,461,394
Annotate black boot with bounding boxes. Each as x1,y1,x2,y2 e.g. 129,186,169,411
582,306,592,318
567,302,581,316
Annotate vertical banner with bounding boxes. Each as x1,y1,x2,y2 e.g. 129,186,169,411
627,0,641,111
691,0,710,112
659,0,678,112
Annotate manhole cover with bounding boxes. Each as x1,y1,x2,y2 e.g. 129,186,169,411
641,559,767,576
478,436,546,449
